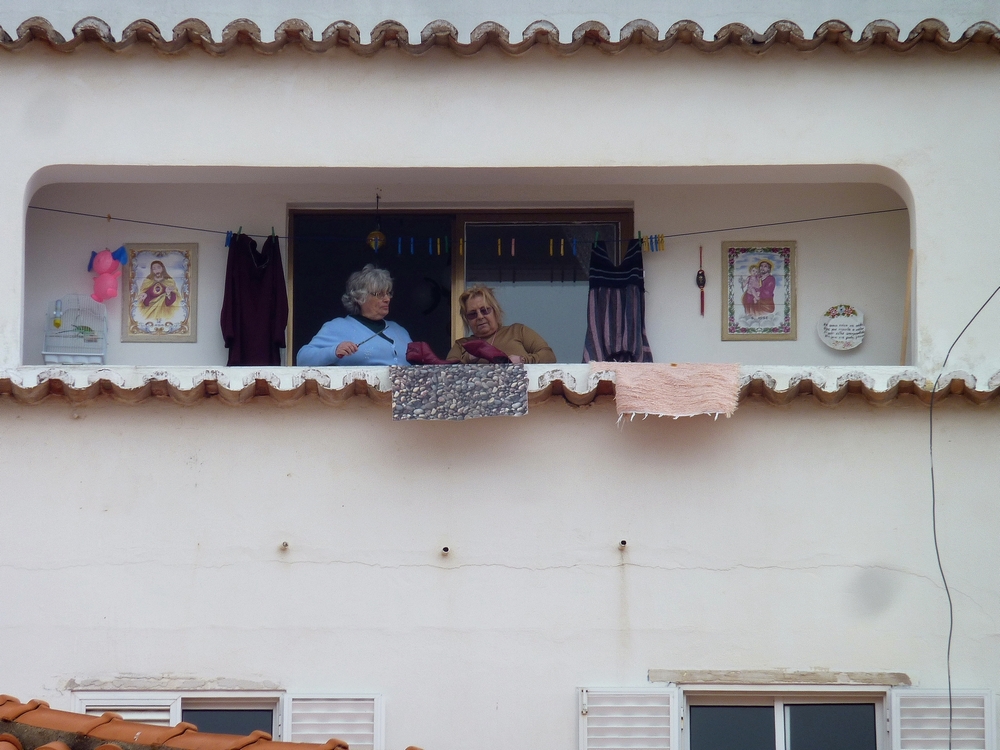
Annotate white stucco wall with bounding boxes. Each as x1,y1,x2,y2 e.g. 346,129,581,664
0,397,997,750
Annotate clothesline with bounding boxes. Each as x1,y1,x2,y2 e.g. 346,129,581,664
26,205,907,249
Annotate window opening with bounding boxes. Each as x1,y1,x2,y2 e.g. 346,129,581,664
689,705,775,750
289,211,454,362
458,210,633,362
180,708,273,736
683,691,885,750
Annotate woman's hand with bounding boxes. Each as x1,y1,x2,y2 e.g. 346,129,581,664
336,341,359,358
509,355,525,364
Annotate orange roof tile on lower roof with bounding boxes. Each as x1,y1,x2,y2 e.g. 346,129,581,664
0,697,354,750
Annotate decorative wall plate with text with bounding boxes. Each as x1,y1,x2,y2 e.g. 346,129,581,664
817,304,865,350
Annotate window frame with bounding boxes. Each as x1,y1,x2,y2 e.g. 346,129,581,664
73,691,283,736
286,207,634,355
453,208,634,342
73,690,384,750
679,685,890,750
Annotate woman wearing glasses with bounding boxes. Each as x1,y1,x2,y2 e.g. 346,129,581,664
447,285,556,364
297,265,412,366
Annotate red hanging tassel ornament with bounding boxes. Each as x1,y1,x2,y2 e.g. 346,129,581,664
696,245,707,316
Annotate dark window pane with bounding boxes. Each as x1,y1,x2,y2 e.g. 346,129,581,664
787,704,876,750
690,705,776,750
181,709,273,736
290,212,455,362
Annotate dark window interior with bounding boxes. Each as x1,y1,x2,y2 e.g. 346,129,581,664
464,221,618,283
181,709,273,736
290,212,454,362
786,703,876,750
690,705,776,750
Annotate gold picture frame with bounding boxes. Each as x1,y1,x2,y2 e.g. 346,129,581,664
722,241,796,341
121,243,198,342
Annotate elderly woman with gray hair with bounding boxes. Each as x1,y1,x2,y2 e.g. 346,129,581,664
297,265,412,366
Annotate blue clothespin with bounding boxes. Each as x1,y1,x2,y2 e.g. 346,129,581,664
572,238,577,256
225,231,233,247
398,237,402,255
428,237,432,255
410,237,414,255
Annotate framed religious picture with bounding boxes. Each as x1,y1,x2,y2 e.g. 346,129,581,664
121,243,198,342
722,241,796,341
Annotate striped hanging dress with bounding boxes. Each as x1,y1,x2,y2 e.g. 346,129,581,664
583,239,653,363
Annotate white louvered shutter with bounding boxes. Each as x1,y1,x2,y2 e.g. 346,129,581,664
82,700,176,726
289,697,380,750
892,690,994,750
580,688,677,750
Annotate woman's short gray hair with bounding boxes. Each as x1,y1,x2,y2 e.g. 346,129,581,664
341,264,393,314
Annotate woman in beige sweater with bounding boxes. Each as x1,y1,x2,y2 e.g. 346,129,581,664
447,285,557,364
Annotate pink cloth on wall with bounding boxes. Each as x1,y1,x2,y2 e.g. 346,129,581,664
591,362,741,419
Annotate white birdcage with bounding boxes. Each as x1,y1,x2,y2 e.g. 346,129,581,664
42,294,108,364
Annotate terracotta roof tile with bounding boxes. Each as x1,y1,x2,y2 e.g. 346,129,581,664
0,16,997,56
0,699,355,750
87,720,198,745
0,701,49,723
14,707,119,735
162,729,267,750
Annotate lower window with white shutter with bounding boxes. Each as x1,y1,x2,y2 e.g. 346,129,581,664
73,690,383,750
891,689,994,750
579,687,680,750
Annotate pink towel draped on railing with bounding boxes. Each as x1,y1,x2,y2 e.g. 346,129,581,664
590,362,742,419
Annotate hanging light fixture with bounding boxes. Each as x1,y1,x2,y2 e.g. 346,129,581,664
366,193,386,251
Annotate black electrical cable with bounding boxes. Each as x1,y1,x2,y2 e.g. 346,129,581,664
928,281,1000,750
26,204,907,244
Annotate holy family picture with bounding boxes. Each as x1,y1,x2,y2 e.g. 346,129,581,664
121,243,198,342
722,242,796,341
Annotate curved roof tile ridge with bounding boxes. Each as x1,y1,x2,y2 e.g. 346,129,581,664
0,697,355,750
0,16,998,55
0,365,999,407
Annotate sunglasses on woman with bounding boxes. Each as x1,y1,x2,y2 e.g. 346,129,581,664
464,306,493,321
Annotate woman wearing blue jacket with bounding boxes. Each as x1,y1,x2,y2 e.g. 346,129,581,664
297,265,412,366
